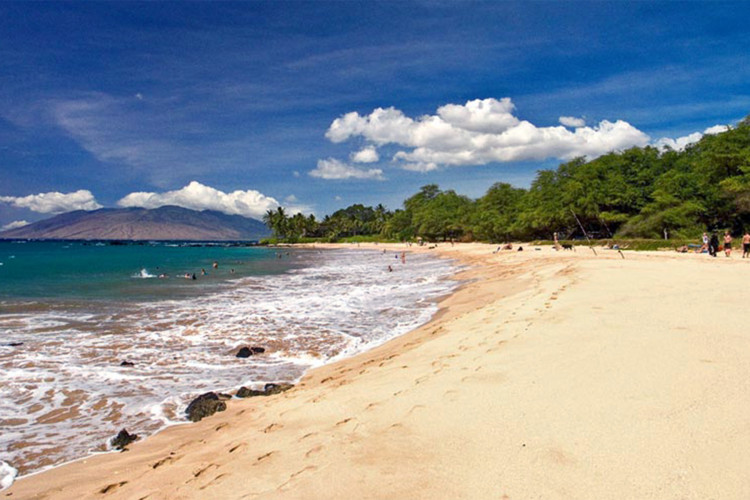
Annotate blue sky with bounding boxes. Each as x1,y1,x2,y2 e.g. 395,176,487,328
1,1,750,228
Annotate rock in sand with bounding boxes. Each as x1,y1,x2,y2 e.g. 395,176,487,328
185,392,227,422
111,429,138,450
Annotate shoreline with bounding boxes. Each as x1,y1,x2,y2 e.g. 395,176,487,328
1,243,461,485
7,242,750,498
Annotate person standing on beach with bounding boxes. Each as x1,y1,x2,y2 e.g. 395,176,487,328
724,231,733,257
709,233,719,257
743,232,750,258
701,232,709,253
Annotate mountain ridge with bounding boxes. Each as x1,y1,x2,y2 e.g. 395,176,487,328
0,206,270,241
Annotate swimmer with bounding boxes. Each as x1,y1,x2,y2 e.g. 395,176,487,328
212,261,218,269
201,268,207,276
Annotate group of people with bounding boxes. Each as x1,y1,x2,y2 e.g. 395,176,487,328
701,231,750,258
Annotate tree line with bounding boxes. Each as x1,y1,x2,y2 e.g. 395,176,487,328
265,116,750,243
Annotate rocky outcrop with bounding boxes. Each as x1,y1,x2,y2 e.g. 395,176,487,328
235,383,293,398
235,346,266,358
236,347,253,358
111,429,138,450
185,392,227,422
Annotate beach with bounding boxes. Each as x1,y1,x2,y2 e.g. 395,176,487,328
6,242,750,499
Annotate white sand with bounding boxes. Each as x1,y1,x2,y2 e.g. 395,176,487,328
7,243,750,499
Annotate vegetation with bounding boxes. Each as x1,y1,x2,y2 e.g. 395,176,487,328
264,117,750,243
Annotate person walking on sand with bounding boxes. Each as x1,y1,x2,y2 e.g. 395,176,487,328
743,231,750,258
709,233,719,257
701,232,709,253
724,231,733,257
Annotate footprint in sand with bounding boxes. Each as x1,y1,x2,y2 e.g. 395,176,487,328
305,445,323,458
256,451,275,463
277,466,318,491
192,463,219,479
199,473,228,491
99,481,128,494
152,454,180,469
228,443,247,454
299,432,318,441
443,389,460,402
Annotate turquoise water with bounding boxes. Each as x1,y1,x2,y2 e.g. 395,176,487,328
0,241,298,301
0,242,459,483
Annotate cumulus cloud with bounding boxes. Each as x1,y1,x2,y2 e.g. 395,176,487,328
350,146,379,163
117,181,280,220
309,158,385,180
0,190,102,214
704,124,730,135
655,124,730,151
324,98,651,169
559,116,586,128
1,220,30,231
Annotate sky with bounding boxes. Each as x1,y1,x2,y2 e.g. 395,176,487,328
1,1,750,229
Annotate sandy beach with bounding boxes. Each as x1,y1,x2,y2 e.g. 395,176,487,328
6,242,750,499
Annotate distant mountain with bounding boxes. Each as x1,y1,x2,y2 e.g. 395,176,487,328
0,206,271,241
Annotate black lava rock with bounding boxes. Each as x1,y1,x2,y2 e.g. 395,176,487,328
185,392,227,422
111,429,138,450
250,347,265,354
236,347,253,358
263,383,294,396
235,383,294,398
120,361,135,367
236,386,266,398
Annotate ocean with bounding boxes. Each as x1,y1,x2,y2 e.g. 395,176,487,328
0,241,458,486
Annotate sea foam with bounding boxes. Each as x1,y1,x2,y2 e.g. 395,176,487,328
0,248,458,478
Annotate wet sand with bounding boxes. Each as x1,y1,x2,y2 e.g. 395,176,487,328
6,243,750,499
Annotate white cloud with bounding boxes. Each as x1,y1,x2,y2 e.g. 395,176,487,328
437,97,519,133
285,194,298,203
324,98,651,169
655,124,730,151
559,116,586,128
704,124,730,135
117,181,280,220
0,190,102,214
350,146,379,163
1,220,30,231
309,158,385,180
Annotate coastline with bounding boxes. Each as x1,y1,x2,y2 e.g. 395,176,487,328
7,242,750,499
